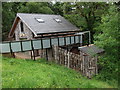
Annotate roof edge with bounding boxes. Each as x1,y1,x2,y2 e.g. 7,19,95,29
17,13,60,16
17,13,37,37
8,14,38,38
8,16,20,38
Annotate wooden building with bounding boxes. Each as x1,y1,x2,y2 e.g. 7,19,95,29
8,13,80,59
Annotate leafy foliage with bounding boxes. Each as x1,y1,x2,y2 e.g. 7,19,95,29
2,2,15,41
64,14,87,29
94,5,119,81
18,2,54,14
49,2,64,16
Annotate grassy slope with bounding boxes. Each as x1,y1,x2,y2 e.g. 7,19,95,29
2,57,117,88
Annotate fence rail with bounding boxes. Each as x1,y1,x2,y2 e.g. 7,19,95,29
53,46,98,78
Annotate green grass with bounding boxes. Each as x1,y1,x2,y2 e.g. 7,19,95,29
2,56,117,88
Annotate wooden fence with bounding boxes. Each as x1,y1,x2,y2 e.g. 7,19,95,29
52,46,98,78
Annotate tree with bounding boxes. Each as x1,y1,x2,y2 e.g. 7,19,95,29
2,2,16,41
94,5,119,81
53,2,110,43
18,2,54,14
75,2,110,42
49,2,64,16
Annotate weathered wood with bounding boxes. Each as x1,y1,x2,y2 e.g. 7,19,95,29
52,46,98,78
9,42,15,58
31,40,35,61
45,49,48,61
67,51,70,68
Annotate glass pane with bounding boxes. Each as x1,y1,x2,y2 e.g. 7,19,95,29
80,35,82,43
59,37,64,46
0,43,10,53
43,39,50,48
55,18,62,23
71,36,74,44
36,18,44,23
22,41,32,51
75,36,79,43
33,40,41,49
66,37,70,45
52,38,58,46
11,42,21,52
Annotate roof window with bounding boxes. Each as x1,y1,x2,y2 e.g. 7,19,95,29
54,18,62,23
35,18,44,23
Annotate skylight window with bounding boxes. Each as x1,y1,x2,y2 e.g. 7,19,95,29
35,18,44,23
54,18,62,23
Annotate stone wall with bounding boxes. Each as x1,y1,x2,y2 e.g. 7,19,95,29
23,22,33,40
15,20,33,41
15,23,20,41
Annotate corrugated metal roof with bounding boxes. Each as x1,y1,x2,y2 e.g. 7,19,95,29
17,13,79,35
78,44,104,56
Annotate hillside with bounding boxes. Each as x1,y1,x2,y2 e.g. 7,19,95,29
2,57,117,88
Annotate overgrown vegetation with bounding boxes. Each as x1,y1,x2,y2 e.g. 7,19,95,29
2,57,117,88
94,5,119,82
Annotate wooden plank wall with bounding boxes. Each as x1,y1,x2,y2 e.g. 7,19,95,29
52,46,98,78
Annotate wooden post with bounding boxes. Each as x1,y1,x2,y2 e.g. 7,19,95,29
70,36,71,45
20,41,23,52
9,42,12,56
57,37,60,62
45,48,48,61
54,45,57,63
31,51,32,59
31,40,35,61
82,53,85,75
41,38,43,58
59,48,61,64
64,48,67,67
64,37,66,46
41,38,43,50
50,38,53,57
58,37,59,46
67,50,70,68
9,42,15,58
86,56,89,77
95,55,98,74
